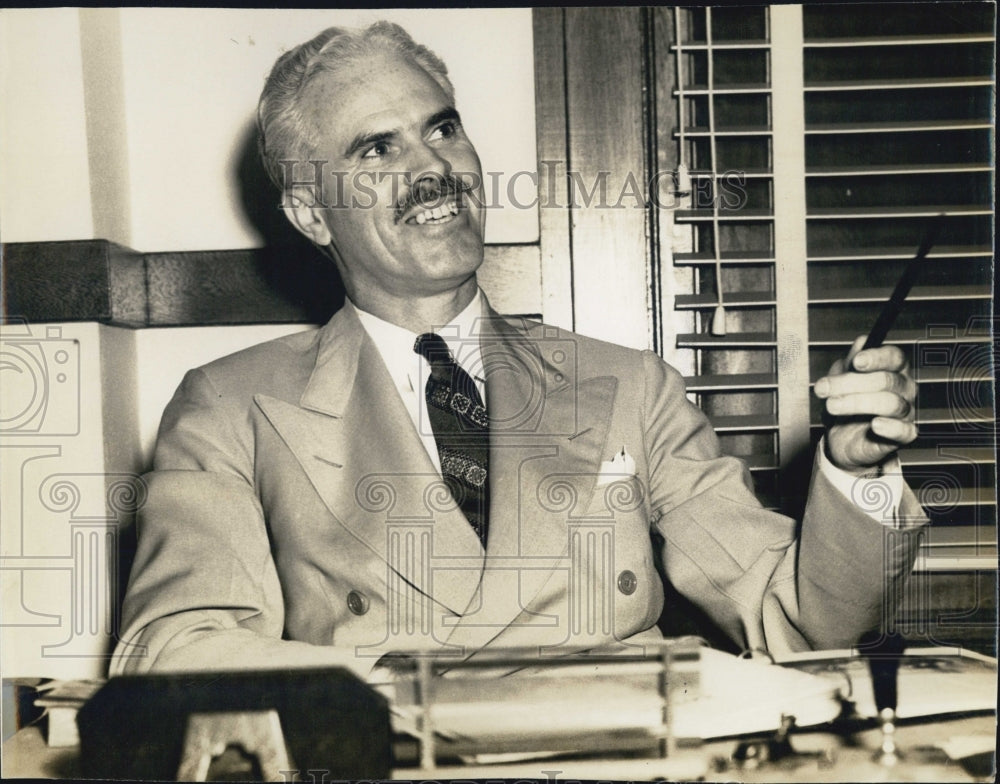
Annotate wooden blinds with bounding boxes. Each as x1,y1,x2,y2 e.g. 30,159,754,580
667,3,995,648
800,2,996,575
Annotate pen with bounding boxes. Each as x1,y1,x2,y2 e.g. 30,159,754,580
861,215,945,351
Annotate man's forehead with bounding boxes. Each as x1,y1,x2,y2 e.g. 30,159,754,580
299,53,452,140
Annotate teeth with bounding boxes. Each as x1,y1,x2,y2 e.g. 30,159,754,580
410,200,459,225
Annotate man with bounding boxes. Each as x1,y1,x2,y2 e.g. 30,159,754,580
111,22,925,680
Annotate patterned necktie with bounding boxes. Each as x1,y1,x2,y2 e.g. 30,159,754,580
414,332,489,546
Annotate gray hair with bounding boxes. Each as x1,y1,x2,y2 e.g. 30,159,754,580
257,21,454,191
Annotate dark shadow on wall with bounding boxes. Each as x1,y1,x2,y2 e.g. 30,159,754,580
233,118,345,324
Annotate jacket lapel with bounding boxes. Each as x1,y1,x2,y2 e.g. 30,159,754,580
443,309,618,652
254,305,484,617
252,299,619,648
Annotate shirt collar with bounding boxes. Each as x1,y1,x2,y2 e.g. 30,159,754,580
351,290,485,389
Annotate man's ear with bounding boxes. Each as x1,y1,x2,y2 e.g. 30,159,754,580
282,187,332,246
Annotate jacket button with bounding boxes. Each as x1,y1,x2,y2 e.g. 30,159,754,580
617,570,638,595
347,590,370,615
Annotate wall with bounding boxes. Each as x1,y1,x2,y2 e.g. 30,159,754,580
0,8,538,249
2,321,129,680
0,9,94,242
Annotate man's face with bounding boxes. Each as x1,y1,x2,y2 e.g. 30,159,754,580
295,52,486,303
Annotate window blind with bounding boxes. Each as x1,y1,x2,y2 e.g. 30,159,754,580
671,5,787,511
668,3,995,648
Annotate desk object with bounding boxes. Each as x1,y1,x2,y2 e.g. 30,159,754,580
75,668,390,781
858,631,909,766
384,642,995,781
775,645,998,720
32,679,102,747
7,645,994,781
382,639,852,778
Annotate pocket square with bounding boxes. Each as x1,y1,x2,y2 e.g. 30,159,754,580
597,445,636,486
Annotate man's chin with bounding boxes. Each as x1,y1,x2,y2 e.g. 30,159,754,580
414,229,484,269
419,247,484,291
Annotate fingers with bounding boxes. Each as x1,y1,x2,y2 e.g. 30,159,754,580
820,337,919,471
825,416,919,473
850,343,909,374
828,357,847,377
843,334,867,369
824,390,914,419
871,415,919,445
815,368,916,402
826,339,908,378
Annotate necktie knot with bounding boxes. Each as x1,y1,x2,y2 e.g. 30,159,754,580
414,332,452,365
415,332,476,397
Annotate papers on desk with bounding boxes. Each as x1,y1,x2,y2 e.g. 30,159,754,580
387,645,845,749
386,643,998,764
774,646,998,720
667,647,846,738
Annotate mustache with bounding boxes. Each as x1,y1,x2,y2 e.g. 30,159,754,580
394,174,473,223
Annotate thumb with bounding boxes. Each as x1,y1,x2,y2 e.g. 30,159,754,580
845,334,868,371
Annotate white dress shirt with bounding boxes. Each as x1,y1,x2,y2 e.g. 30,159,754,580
353,290,486,474
352,292,902,524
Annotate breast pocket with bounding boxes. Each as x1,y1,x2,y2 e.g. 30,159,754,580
584,474,647,521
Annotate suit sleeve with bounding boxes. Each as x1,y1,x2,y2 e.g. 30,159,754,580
640,351,926,654
110,368,374,679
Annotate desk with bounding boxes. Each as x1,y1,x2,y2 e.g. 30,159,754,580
5,713,994,781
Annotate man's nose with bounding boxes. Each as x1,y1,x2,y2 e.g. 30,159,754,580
408,139,452,183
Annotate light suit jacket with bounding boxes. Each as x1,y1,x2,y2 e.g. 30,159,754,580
112,297,925,678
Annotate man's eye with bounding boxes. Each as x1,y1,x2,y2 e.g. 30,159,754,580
429,121,458,141
362,142,391,160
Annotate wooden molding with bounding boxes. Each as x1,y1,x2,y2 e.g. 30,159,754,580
3,240,146,326
533,7,574,332
143,246,341,326
2,240,541,327
563,8,652,350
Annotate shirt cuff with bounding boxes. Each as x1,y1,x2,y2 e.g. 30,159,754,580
817,437,904,526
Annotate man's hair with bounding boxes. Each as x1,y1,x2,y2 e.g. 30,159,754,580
257,21,454,191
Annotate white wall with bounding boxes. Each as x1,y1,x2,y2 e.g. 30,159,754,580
0,9,95,242
0,8,538,249
1,321,122,679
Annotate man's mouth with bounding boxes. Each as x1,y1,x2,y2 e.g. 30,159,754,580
396,174,472,225
405,198,461,226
